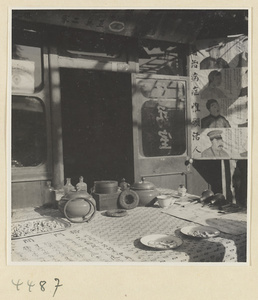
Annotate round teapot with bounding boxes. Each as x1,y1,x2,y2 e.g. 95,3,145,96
130,177,159,207
58,190,96,223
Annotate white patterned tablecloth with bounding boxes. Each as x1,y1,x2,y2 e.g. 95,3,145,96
11,206,247,263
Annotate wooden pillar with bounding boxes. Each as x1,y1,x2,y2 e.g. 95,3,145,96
48,47,64,189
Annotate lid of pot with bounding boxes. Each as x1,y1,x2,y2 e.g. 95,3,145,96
131,177,156,190
94,181,118,187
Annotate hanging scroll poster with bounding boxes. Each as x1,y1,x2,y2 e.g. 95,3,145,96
190,36,248,159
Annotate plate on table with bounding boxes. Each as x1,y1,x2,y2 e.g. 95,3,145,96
180,225,220,238
140,234,183,250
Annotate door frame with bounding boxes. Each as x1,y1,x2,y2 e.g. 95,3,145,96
48,46,137,188
131,73,192,188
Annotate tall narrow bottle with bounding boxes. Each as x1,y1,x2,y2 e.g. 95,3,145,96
76,176,87,191
63,178,75,195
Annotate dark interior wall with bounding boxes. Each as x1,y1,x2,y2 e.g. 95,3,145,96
192,159,247,206
60,69,134,191
192,160,222,194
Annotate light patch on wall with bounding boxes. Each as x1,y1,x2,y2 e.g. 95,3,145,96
12,60,35,93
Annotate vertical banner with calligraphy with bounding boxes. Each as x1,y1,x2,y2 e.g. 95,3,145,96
190,36,248,159
136,78,186,157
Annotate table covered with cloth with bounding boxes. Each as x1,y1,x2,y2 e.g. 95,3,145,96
11,200,247,263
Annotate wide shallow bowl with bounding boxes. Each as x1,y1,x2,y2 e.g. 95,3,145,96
106,209,128,217
180,225,220,238
140,234,183,250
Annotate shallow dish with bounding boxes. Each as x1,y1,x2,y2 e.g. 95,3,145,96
11,217,71,240
180,225,220,238
140,234,183,250
106,209,128,217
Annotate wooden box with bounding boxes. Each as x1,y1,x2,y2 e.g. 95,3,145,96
92,191,121,211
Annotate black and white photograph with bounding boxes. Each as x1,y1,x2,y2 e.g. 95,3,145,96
9,9,249,265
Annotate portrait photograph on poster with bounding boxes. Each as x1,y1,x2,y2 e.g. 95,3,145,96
9,9,249,264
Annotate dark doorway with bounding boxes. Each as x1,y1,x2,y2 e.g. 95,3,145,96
60,69,134,191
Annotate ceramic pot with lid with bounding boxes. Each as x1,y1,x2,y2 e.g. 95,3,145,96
130,177,159,207
58,190,96,223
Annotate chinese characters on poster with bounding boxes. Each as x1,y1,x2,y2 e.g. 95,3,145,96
190,36,248,159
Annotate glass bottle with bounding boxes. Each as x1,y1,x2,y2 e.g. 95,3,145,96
44,181,57,208
63,178,75,195
76,176,87,191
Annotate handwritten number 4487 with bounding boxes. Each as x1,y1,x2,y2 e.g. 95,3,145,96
12,278,63,297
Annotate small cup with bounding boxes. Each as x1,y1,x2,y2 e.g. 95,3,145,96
157,195,173,208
